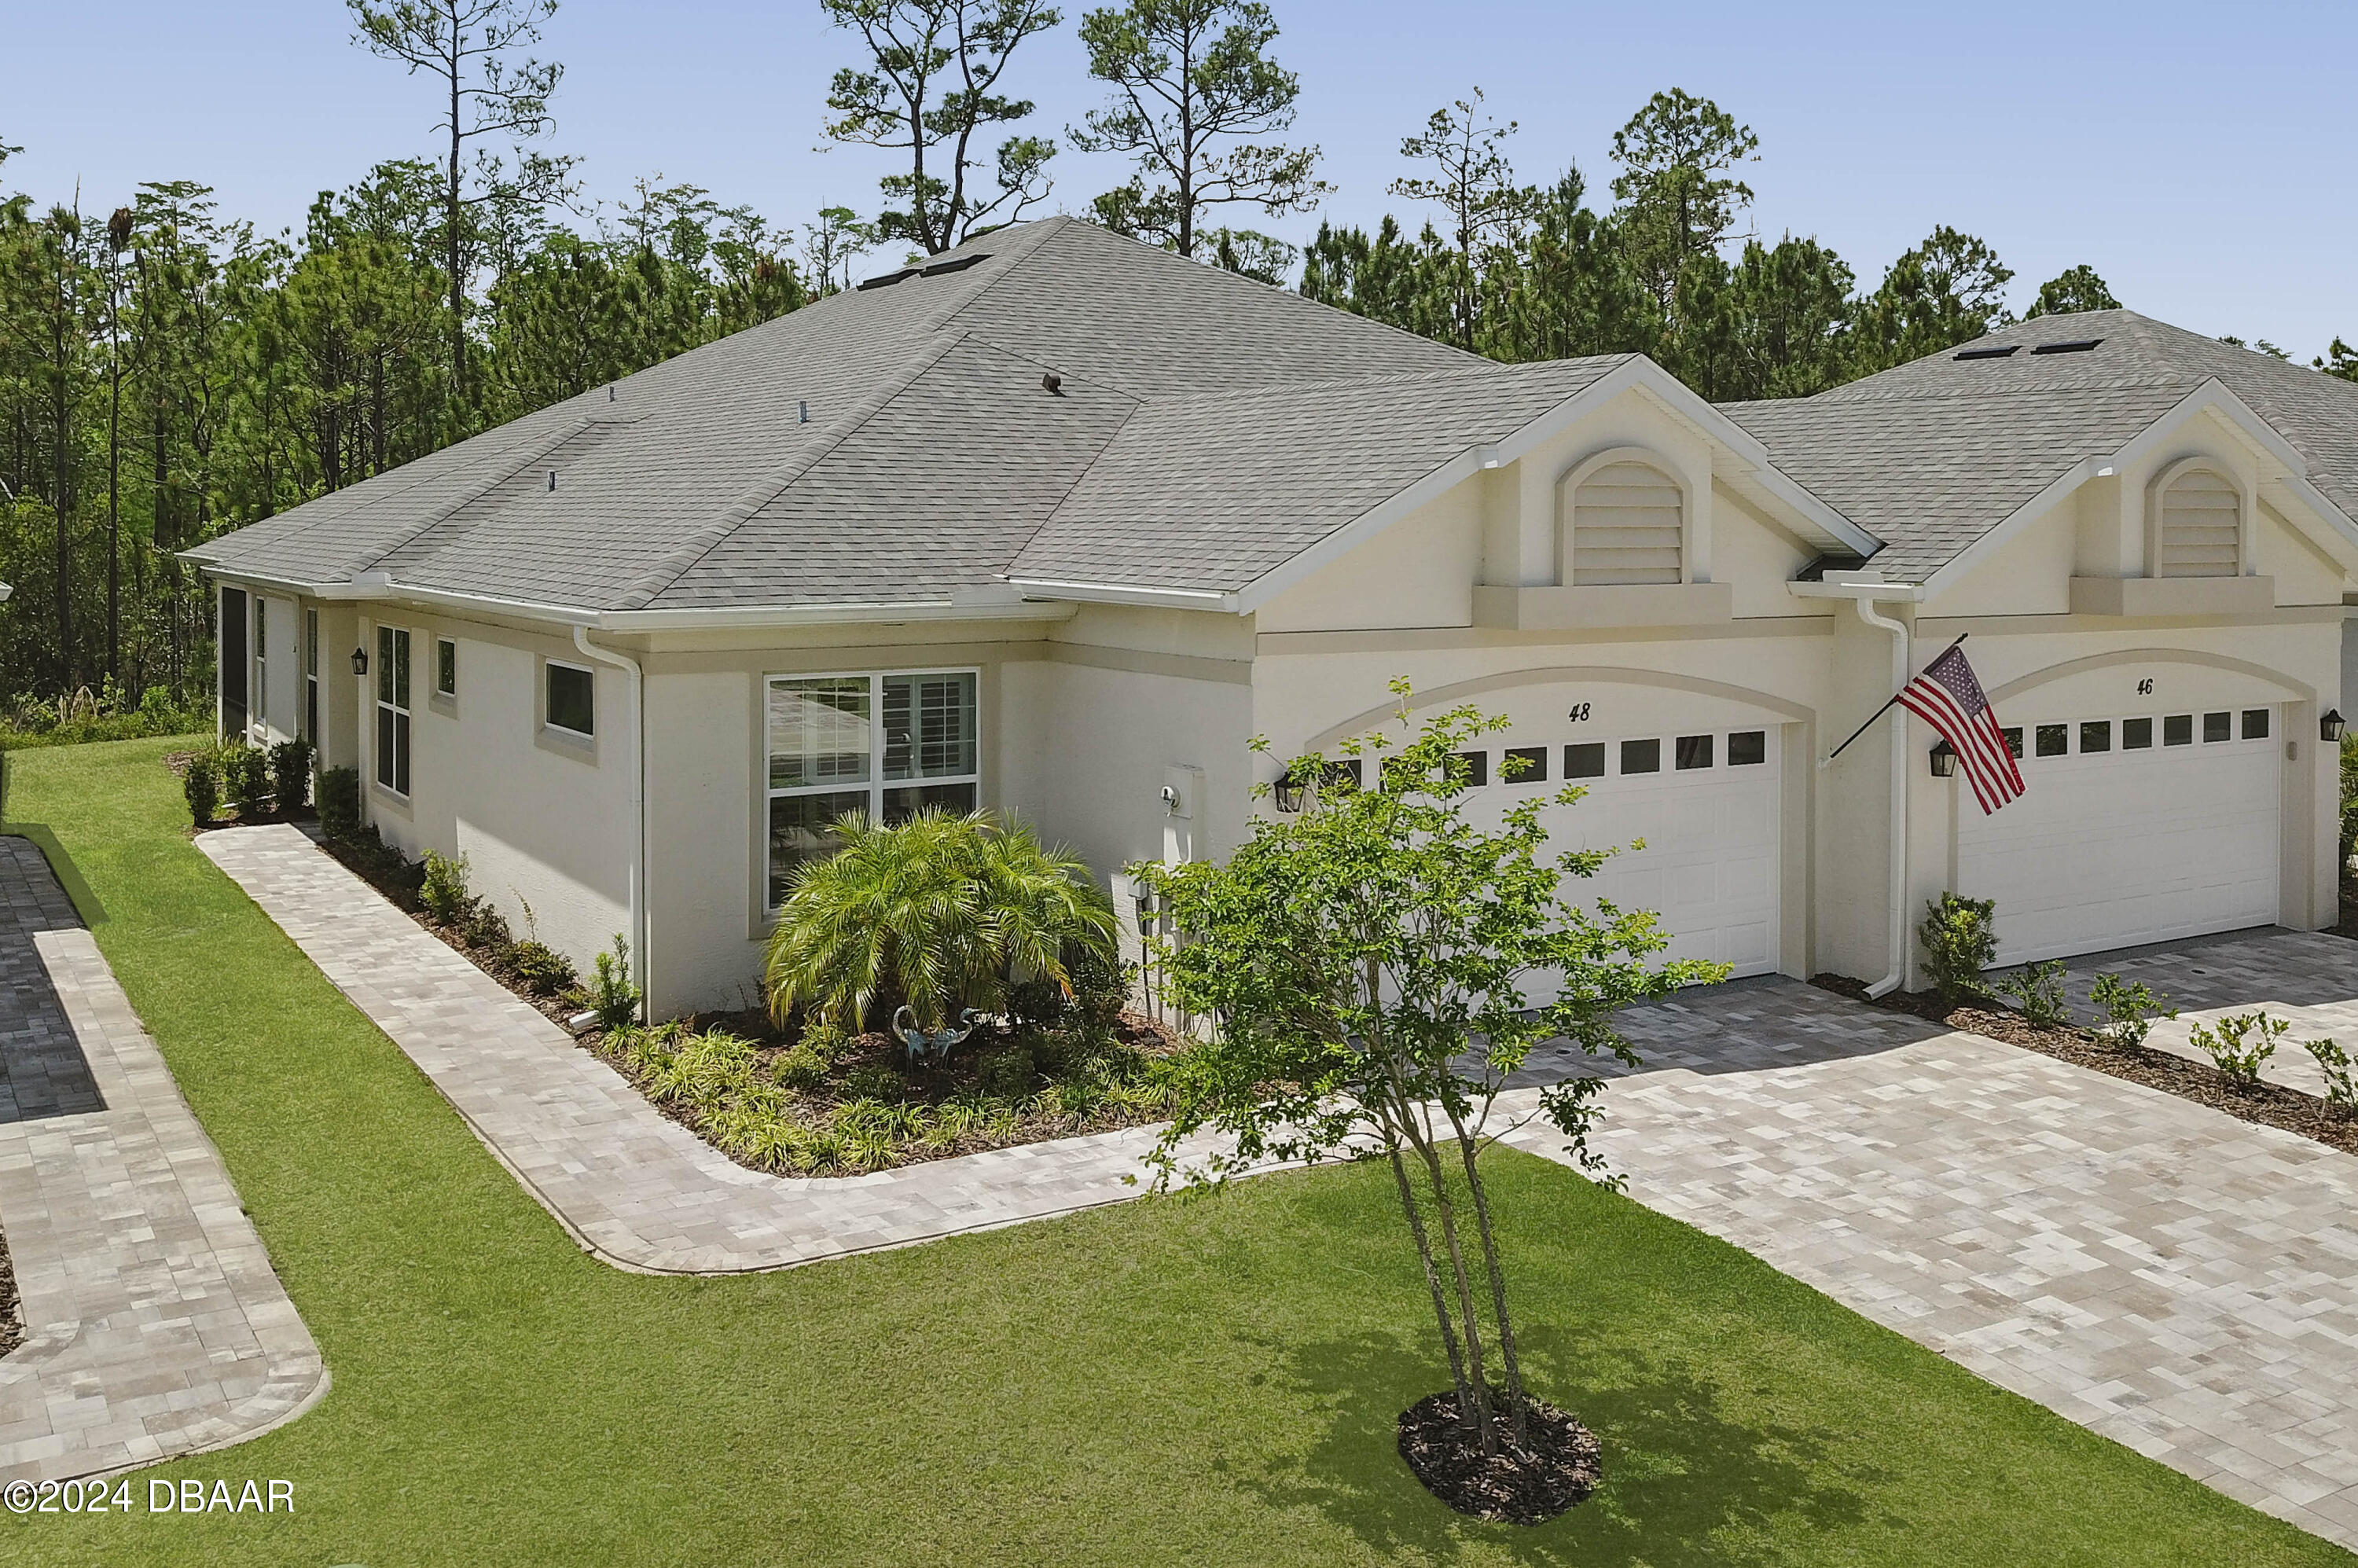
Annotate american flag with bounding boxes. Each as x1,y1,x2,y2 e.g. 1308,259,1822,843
1897,641,2025,814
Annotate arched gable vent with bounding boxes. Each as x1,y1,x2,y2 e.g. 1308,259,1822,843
1570,458,1684,586
2154,465,2241,578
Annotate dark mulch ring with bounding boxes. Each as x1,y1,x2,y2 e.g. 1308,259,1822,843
1811,974,2358,1159
0,1221,23,1359
1397,1390,1603,1526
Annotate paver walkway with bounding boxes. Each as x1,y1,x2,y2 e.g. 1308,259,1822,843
199,825,1237,1275
201,824,2358,1551
0,837,325,1485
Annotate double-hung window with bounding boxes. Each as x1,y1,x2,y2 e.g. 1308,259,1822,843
765,670,978,905
252,598,268,730
376,626,411,796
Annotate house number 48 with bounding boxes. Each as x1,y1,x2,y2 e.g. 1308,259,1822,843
1566,703,1592,722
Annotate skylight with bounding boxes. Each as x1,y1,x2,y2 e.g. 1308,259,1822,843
2030,339,2103,354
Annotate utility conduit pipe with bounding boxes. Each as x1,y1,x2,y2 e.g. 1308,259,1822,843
572,625,649,1022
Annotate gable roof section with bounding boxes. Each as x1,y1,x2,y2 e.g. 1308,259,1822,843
1726,310,2358,585
188,217,1493,615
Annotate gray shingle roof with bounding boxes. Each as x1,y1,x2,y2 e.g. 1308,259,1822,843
189,216,1499,611
1725,310,2358,583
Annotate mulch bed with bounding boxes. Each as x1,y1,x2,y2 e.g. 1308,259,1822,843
0,1221,23,1359
1811,974,2358,1158
1398,1390,1601,1525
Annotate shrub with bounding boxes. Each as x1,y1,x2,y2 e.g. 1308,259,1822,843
1919,893,1998,1005
509,940,576,997
461,901,512,951
2304,1037,2356,1114
224,744,274,817
973,1042,1035,1101
2190,1010,2286,1089
710,1103,807,1172
420,850,473,926
1994,959,2070,1026
2089,974,2174,1048
182,752,220,829
840,1062,905,1102
771,1044,830,1092
582,934,641,1030
644,1030,760,1113
317,766,362,840
764,807,1118,1034
1069,943,1133,1026
1005,973,1069,1032
268,738,314,813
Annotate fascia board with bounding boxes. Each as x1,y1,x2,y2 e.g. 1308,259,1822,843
597,599,1078,630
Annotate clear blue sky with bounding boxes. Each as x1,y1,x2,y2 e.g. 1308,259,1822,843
9,0,2352,358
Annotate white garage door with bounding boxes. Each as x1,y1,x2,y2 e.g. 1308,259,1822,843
1957,706,2280,964
1468,725,1782,978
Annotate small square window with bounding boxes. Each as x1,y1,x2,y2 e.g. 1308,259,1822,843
2123,717,2153,750
1503,746,1548,784
547,663,594,737
2001,726,2023,758
1674,734,1713,770
2202,711,2231,743
2241,708,2270,740
1564,743,1606,780
2163,714,2193,746
2035,724,2069,758
1728,730,1766,766
436,637,457,696
1453,750,1489,788
1325,758,1363,790
1620,738,1661,774
2080,721,2111,754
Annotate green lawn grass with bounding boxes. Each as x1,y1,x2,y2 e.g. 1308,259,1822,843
2,735,2346,1567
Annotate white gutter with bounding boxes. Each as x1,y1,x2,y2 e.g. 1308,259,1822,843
571,626,650,1023
1792,573,1919,998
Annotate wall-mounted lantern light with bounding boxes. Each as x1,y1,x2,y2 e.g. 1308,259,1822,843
1272,766,1309,813
1929,740,1956,778
350,645,369,677
2323,710,2345,743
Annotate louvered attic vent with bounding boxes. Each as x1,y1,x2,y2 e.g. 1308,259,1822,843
1954,344,2019,360
2031,339,2103,354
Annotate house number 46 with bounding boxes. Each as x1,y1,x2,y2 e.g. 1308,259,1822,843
2136,678,2154,695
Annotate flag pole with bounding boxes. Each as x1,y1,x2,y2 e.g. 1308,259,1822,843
1824,632,1967,765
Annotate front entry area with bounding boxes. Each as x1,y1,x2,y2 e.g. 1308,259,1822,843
1956,703,2281,964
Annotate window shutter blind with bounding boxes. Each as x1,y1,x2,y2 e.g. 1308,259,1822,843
1573,461,1683,586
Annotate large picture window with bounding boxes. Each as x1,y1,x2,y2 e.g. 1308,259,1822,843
376,626,411,796
765,670,978,904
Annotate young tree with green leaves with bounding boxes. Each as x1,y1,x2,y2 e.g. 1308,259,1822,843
1387,89,1533,350
1071,0,1329,258
821,0,1062,254
346,0,573,405
1133,685,1725,1458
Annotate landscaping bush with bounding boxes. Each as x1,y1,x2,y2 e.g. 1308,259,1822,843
2190,1010,2286,1089
2303,1037,2355,1115
269,737,314,813
771,1043,830,1092
461,902,512,952
225,744,274,817
317,766,362,840
182,751,220,829
764,807,1118,1034
840,1062,905,1102
509,940,576,997
1919,893,1997,1004
420,850,473,926
2089,973,2174,1048
581,934,641,1030
1995,958,2070,1026
974,1041,1035,1100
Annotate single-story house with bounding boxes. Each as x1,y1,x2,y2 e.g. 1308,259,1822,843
186,216,2358,1015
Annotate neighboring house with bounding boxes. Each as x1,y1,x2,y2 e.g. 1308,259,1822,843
186,217,2358,1015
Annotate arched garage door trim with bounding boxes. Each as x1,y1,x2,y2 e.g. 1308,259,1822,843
1985,646,2313,707
1302,665,1817,752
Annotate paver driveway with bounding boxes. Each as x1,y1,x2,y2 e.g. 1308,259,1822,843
1496,963,2358,1553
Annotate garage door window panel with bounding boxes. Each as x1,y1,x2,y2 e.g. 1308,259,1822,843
1504,747,1548,784
1621,738,1661,774
1565,743,1605,780
2165,714,2193,746
2242,708,2270,740
2081,721,2111,754
2204,711,2231,742
2124,718,2152,750
2035,724,2068,758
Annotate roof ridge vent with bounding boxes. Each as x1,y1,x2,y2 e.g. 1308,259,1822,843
2030,338,2103,355
922,253,988,276
856,267,920,291
1954,344,2019,360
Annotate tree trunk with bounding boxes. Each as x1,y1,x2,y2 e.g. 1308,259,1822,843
1387,1140,1473,1414
1405,1111,1494,1452
1449,1117,1530,1445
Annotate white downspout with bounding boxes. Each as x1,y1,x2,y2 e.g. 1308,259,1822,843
1853,597,1911,998
572,626,649,1022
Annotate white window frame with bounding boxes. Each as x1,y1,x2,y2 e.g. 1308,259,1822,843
375,624,412,798
762,666,981,909
435,636,458,700
544,658,596,739
303,608,319,743
251,596,268,733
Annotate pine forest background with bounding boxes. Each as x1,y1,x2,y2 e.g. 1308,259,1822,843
6,0,2352,727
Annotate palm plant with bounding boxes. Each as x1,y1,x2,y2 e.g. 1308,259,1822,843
764,807,1118,1034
